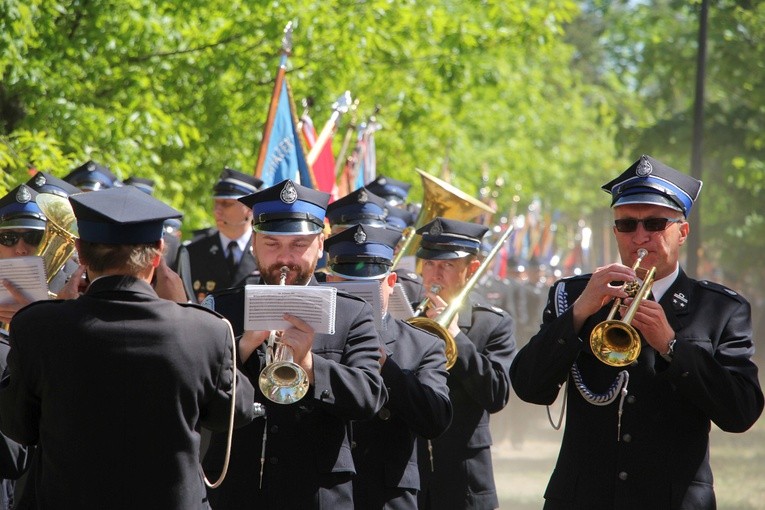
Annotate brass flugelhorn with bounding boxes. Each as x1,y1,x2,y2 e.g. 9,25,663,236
407,225,514,370
589,248,656,367
258,266,309,404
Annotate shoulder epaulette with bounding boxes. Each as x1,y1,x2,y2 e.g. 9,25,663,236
698,280,747,303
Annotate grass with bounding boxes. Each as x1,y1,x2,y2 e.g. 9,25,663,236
490,396,765,509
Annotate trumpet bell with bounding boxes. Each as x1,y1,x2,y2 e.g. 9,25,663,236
589,320,642,367
258,340,310,404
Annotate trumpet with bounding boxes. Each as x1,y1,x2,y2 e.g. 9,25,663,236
412,285,442,317
589,248,656,367
258,266,309,404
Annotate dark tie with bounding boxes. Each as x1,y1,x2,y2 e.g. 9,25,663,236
226,241,238,275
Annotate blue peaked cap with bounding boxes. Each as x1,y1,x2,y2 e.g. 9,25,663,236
602,155,702,217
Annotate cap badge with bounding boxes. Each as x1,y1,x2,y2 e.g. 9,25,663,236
16,186,32,204
636,157,653,177
354,225,367,244
429,221,443,236
358,190,368,204
86,162,96,172
34,174,47,187
280,181,298,204
379,178,387,185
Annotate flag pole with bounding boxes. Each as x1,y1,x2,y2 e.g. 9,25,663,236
254,22,294,178
306,91,352,167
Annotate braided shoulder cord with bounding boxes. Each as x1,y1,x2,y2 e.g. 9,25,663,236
571,362,630,441
546,281,571,431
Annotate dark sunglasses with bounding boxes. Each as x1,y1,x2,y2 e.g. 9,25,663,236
0,230,45,247
614,217,684,233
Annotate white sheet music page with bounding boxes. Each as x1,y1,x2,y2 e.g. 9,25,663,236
389,283,415,320
319,280,383,329
244,285,337,334
0,256,49,304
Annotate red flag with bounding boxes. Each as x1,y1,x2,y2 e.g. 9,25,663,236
301,112,338,200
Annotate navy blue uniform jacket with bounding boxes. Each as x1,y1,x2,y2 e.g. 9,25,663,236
185,230,257,302
510,269,764,510
352,314,452,509
418,293,516,510
203,277,387,509
0,276,258,510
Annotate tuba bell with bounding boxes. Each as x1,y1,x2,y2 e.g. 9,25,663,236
391,169,496,269
35,194,78,290
407,224,514,370
589,249,656,367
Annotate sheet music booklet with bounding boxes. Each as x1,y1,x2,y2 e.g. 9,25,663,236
0,256,49,304
244,284,337,334
389,283,415,320
319,280,383,329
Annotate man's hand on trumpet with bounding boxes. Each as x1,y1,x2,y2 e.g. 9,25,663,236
623,297,675,354
572,262,636,332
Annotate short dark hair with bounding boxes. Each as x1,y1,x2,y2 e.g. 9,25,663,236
78,241,161,275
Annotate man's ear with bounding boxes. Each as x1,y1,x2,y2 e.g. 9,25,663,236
467,257,481,277
152,239,165,268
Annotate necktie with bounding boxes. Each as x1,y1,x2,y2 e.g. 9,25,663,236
226,241,238,275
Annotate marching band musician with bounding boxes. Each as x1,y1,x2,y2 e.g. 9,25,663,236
509,155,764,509
365,175,412,208
325,186,389,234
0,185,43,510
184,167,263,302
0,185,51,325
202,179,387,509
413,218,517,510
0,186,260,509
323,224,452,509
62,160,122,191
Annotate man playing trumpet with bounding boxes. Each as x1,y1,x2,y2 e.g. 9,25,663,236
510,155,763,509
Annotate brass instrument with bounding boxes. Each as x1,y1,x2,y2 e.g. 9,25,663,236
391,169,496,269
412,285,441,317
589,249,656,367
35,194,79,289
407,225,515,370
258,266,310,404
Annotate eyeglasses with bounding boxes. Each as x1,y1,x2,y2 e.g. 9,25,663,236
0,230,45,247
614,218,684,233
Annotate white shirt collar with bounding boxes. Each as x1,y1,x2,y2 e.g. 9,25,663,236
647,264,679,302
219,231,251,254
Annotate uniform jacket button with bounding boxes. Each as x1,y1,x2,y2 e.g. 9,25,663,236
270,425,279,434
270,457,279,465
627,395,636,404
321,389,330,398
618,471,628,481
622,433,632,443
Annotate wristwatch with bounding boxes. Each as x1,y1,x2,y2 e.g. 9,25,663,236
661,339,677,362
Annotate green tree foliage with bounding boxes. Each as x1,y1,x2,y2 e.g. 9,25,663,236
570,0,765,288
1,0,617,242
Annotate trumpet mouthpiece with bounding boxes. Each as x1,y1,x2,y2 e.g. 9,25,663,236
636,248,647,259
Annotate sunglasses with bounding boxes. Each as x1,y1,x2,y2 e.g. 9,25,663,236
614,217,684,233
0,230,45,247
